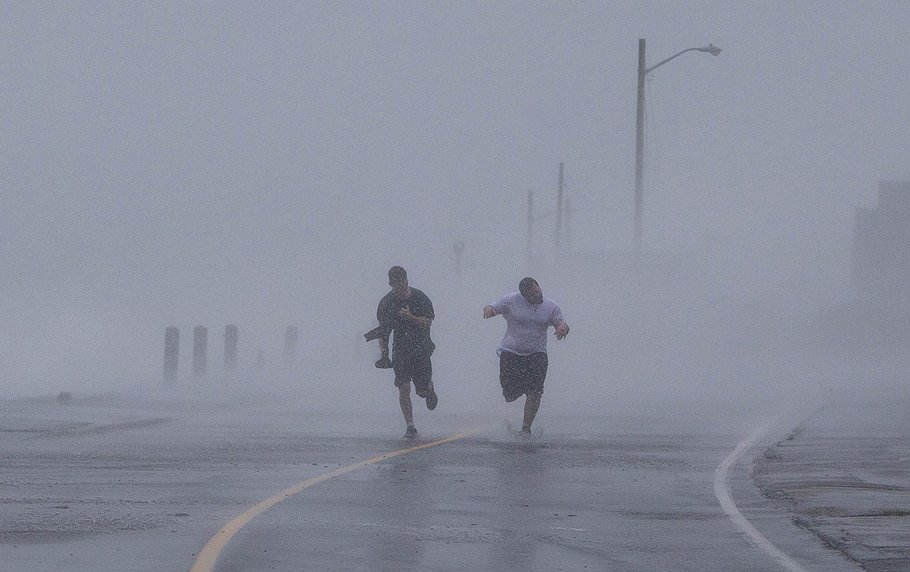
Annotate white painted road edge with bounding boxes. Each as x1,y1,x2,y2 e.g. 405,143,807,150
713,422,807,572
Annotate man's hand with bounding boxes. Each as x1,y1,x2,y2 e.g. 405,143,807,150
375,350,393,369
363,326,384,342
398,306,432,328
555,322,570,340
483,305,498,319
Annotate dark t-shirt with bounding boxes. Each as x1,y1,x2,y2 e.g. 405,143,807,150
377,287,435,358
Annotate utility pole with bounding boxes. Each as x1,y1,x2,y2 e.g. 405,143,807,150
635,39,646,259
453,241,465,274
555,162,564,259
527,189,534,270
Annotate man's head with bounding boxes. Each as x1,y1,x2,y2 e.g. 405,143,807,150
519,277,542,305
388,266,410,299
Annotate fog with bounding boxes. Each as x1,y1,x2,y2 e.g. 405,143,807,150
2,2,908,421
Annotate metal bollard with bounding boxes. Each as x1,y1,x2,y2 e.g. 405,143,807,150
193,326,207,380
224,324,238,377
164,327,179,383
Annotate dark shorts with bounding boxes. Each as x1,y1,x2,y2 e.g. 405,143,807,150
499,351,548,402
393,352,433,397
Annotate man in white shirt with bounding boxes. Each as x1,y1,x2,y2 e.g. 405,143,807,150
483,277,570,436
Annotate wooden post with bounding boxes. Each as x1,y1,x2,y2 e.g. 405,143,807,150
164,327,179,383
193,326,207,380
224,324,238,377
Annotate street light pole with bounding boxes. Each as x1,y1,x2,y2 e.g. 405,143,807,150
527,189,534,270
635,39,646,259
633,39,721,259
556,162,564,259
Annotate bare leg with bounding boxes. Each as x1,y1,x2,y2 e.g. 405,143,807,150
522,390,542,432
398,382,414,426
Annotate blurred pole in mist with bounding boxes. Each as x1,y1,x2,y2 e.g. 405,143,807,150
556,162,564,259
635,39,646,260
634,38,721,262
255,349,265,378
163,327,179,383
527,189,534,271
284,326,298,372
224,324,238,378
453,241,465,274
193,326,207,380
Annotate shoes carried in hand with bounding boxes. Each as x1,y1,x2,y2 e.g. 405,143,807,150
374,352,393,369
426,390,438,411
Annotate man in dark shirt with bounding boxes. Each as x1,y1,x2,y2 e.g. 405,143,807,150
371,266,438,439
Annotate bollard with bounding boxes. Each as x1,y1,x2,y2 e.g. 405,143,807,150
164,327,179,383
193,326,207,379
284,326,298,370
224,324,238,377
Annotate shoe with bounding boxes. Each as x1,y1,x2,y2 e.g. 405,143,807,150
404,425,418,439
374,353,393,369
426,390,438,411
518,428,532,440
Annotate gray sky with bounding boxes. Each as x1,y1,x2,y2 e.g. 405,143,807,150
2,2,908,400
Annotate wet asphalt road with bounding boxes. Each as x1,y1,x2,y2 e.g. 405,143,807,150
754,399,910,572
0,392,861,571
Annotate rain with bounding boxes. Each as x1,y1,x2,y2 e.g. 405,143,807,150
1,2,908,570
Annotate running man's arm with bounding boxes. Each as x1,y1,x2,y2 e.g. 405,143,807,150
484,294,509,319
398,292,434,329
376,297,395,350
551,304,570,340
398,305,433,328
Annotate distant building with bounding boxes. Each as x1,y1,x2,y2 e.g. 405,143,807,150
853,181,910,308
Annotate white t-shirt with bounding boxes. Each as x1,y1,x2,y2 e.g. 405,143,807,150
490,292,565,356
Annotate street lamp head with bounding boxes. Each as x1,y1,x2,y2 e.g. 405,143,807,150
698,43,721,56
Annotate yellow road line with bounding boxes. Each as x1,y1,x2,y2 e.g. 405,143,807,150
190,429,480,572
